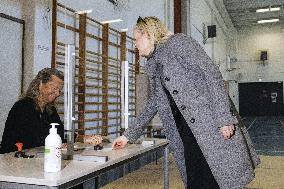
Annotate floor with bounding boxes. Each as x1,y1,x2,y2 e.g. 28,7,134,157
101,116,284,189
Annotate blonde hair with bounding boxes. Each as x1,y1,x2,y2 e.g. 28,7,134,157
135,16,173,45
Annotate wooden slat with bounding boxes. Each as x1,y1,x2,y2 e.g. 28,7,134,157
54,3,139,137
120,32,127,134
134,48,140,116
101,23,109,136
174,0,182,33
134,48,140,75
57,22,102,41
78,13,87,135
120,32,126,62
51,0,57,68
57,2,76,13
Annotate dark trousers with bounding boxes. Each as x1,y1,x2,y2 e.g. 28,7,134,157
175,113,220,189
162,85,219,189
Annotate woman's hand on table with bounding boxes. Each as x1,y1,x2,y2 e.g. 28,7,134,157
112,135,129,150
83,135,103,146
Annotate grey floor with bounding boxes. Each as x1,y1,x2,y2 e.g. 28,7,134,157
243,116,284,156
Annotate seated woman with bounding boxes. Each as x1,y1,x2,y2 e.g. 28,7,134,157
0,68,101,154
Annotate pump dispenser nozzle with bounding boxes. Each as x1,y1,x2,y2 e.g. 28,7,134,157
15,142,23,152
50,123,60,134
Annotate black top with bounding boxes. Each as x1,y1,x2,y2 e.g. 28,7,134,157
0,97,64,153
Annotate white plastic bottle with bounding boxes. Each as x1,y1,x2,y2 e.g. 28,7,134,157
44,123,62,172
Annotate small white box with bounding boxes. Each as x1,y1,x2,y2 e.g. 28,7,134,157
73,154,108,163
142,140,155,146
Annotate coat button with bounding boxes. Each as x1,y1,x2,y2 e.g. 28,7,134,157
173,90,178,95
165,77,170,81
180,105,186,110
190,118,195,123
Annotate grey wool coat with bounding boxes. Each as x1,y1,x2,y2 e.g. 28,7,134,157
124,33,260,189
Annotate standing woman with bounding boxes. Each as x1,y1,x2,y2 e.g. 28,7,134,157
113,16,260,189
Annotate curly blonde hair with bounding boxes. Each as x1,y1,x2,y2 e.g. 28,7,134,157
135,16,173,45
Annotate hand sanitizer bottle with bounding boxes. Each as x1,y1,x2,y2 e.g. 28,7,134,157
44,123,62,172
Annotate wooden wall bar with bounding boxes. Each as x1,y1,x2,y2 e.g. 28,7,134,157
51,0,57,68
120,32,127,134
53,3,139,137
120,32,126,61
134,48,140,117
78,14,87,135
101,23,109,136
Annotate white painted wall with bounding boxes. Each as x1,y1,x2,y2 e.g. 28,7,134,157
189,0,239,107
190,0,237,73
229,24,284,109
235,25,284,82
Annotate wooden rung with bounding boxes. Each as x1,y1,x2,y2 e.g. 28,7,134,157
74,118,103,123
74,109,120,114
85,58,103,65
74,93,120,98
127,48,135,53
109,41,121,48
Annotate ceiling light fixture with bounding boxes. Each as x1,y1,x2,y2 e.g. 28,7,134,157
256,7,281,13
257,18,279,24
75,10,93,14
270,7,281,11
256,8,270,13
121,28,128,32
101,19,123,24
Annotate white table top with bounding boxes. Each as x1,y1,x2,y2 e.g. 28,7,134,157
0,139,168,187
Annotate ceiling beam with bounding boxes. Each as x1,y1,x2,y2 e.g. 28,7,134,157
233,19,284,28
230,11,284,22
224,0,283,11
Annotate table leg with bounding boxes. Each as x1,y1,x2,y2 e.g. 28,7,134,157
94,176,99,189
163,145,169,189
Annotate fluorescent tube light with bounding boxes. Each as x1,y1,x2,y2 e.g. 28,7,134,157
75,10,93,14
121,28,128,32
256,7,281,13
257,18,279,24
256,8,269,13
101,19,123,24
270,7,281,11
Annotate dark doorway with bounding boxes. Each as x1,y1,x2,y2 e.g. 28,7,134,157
239,82,283,116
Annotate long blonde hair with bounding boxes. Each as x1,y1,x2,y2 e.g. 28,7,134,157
135,16,173,45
